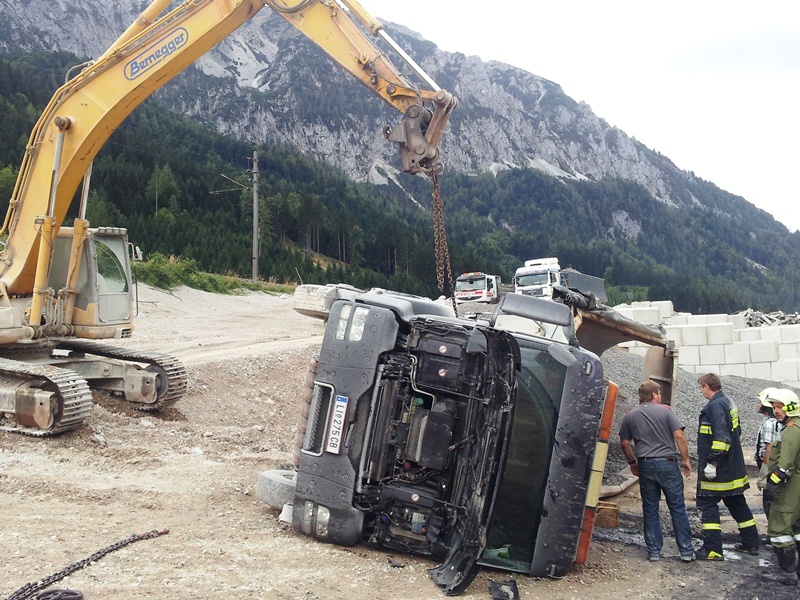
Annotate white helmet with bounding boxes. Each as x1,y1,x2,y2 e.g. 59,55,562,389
760,388,800,418
758,387,782,409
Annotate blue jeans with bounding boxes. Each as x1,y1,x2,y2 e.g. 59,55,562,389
638,459,693,556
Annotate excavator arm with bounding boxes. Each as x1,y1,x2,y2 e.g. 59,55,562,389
0,0,456,436
0,0,457,298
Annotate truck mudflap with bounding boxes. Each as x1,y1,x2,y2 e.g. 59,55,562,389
575,380,619,564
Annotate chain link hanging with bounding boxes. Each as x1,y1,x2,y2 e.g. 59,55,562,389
430,172,456,313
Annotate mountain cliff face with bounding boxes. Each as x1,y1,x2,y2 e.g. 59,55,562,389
0,0,694,212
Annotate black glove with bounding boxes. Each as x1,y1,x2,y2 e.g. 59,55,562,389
763,480,777,502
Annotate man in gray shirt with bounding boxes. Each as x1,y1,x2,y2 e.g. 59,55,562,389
620,380,694,562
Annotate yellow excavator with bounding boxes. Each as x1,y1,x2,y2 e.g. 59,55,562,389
0,0,457,435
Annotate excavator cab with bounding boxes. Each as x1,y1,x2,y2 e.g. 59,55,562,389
47,226,134,339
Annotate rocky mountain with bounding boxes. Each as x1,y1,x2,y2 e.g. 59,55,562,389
0,0,705,215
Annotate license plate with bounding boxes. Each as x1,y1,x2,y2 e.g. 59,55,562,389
325,394,349,454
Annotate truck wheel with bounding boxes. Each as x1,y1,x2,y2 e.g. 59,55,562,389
256,469,297,509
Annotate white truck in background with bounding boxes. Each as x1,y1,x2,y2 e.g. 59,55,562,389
514,258,607,302
454,272,503,304
513,258,562,299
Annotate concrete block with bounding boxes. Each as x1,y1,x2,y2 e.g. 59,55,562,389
663,326,682,346
706,323,735,345
749,340,779,363
726,314,746,329
687,314,728,325
780,325,800,344
631,307,661,325
698,364,721,375
677,346,700,366
686,315,709,325
724,343,751,364
736,328,760,342
745,362,774,380
699,345,725,365
758,328,783,342
705,314,730,325
631,301,652,309
650,300,674,320
629,346,650,357
720,363,747,377
771,360,800,384
681,325,708,346
666,315,688,326
779,343,800,360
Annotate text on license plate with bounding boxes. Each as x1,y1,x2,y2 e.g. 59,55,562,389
325,394,349,454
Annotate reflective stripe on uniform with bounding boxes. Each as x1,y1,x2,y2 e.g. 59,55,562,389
699,425,712,434
730,408,739,429
795,533,800,542
711,440,731,451
699,475,750,492
771,535,795,544
702,522,722,531
737,519,756,529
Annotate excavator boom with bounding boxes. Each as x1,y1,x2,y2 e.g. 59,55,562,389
0,0,457,435
2,0,455,297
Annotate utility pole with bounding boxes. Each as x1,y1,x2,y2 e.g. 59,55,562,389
251,147,259,281
210,151,258,281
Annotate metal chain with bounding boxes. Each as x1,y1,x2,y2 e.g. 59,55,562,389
430,172,457,313
4,529,169,600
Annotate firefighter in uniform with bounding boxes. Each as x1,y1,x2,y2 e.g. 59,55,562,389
760,388,800,586
695,373,759,560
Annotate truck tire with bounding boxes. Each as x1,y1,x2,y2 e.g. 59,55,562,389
256,469,297,509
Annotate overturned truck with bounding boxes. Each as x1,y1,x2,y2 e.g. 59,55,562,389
261,285,676,595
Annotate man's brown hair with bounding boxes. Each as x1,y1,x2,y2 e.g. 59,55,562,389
697,372,722,391
638,380,661,403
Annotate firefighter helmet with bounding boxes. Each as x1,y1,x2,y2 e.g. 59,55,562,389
758,387,781,409
760,388,800,417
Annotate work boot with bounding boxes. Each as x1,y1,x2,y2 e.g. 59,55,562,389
734,542,759,556
694,545,724,561
796,541,800,577
761,571,799,586
762,547,799,586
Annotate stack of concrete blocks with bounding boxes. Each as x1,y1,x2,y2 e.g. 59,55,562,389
612,300,800,388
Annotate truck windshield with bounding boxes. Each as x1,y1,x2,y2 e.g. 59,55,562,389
455,277,486,291
481,343,566,572
515,273,549,287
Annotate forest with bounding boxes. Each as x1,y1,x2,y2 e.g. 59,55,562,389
1,51,799,314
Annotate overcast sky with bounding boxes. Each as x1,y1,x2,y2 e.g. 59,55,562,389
359,0,800,233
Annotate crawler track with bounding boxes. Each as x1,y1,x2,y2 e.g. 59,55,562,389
0,357,93,436
57,339,188,410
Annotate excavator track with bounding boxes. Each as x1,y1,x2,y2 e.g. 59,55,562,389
57,339,188,411
0,357,93,436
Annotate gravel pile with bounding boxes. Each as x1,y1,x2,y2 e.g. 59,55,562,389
601,348,796,479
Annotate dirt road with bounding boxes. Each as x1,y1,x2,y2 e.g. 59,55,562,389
0,286,795,599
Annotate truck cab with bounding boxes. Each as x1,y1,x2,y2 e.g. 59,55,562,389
454,272,501,304
513,257,561,299
291,288,619,594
